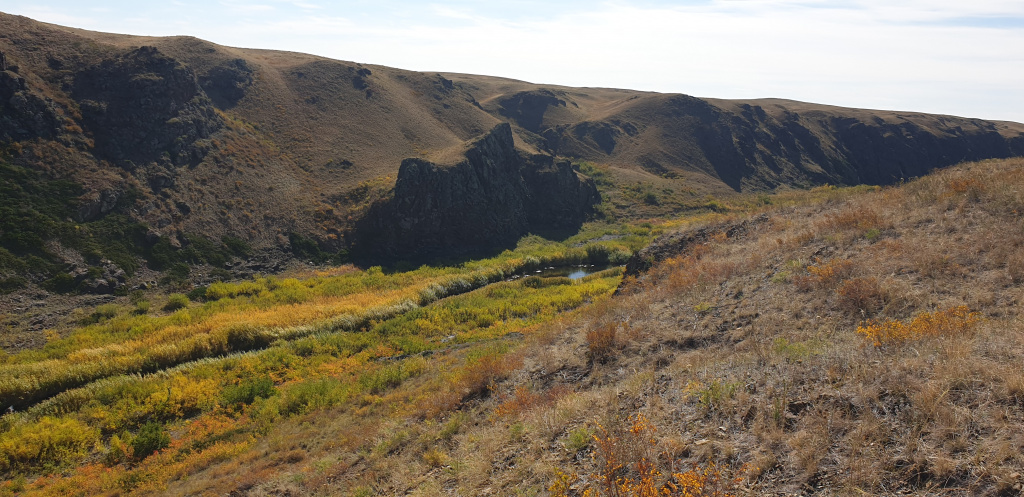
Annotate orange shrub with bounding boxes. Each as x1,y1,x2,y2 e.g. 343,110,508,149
419,349,524,418
857,306,981,347
551,413,742,497
944,177,985,202
794,258,854,291
586,323,619,363
836,277,885,315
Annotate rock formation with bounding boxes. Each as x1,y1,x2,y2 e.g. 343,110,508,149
72,46,222,169
356,123,600,260
0,50,61,143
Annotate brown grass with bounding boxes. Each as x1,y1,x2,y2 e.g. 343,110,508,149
16,159,1024,496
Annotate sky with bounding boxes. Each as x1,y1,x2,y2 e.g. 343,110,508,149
2,0,1023,122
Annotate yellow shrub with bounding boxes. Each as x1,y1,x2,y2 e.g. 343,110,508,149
794,258,853,291
0,416,99,472
857,306,981,347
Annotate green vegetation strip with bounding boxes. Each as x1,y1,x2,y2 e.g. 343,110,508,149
0,242,633,411
0,268,622,475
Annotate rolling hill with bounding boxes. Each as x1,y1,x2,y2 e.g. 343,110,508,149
1,11,1023,281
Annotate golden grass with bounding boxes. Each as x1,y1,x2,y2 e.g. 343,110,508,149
0,262,624,495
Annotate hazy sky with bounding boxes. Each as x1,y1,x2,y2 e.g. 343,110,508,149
3,1,1023,122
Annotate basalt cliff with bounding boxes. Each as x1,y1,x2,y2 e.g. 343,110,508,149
355,123,599,260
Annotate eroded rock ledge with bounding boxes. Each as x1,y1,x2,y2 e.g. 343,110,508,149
355,123,599,260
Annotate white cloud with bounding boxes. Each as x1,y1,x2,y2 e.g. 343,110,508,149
3,0,1022,121
218,1,276,14
280,0,321,10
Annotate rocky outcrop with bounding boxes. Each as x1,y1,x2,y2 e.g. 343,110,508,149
686,102,1024,190
199,58,254,109
498,90,568,133
522,155,599,229
526,94,1024,191
72,46,222,169
355,123,599,260
75,189,122,222
0,51,62,143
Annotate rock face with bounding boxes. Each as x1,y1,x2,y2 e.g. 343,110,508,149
199,58,254,109
521,155,599,230
498,90,568,133
545,95,1024,191
356,123,599,260
72,46,222,169
0,50,62,143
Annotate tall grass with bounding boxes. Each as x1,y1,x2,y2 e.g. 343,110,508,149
0,246,628,411
0,266,623,480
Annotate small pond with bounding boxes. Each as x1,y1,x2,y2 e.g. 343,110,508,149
531,264,619,280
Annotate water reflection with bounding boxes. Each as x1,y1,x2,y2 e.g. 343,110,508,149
533,264,617,280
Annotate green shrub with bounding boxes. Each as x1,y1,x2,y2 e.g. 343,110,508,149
131,422,170,460
209,268,233,282
221,235,252,257
163,293,190,312
42,273,76,293
564,425,592,453
358,361,423,394
187,285,209,302
281,378,348,415
104,434,128,465
222,376,277,407
163,263,190,284
0,276,27,294
80,303,120,325
288,232,347,264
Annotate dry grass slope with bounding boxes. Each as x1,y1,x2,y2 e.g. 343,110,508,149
6,157,1015,496
231,156,1022,497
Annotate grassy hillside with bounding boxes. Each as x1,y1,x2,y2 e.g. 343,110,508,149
1,11,1022,283
1,158,1022,495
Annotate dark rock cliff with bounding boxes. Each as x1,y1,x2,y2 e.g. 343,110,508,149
0,51,62,143
535,95,1024,191
355,123,599,260
72,46,222,170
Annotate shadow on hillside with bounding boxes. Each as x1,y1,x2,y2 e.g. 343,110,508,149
349,244,512,274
